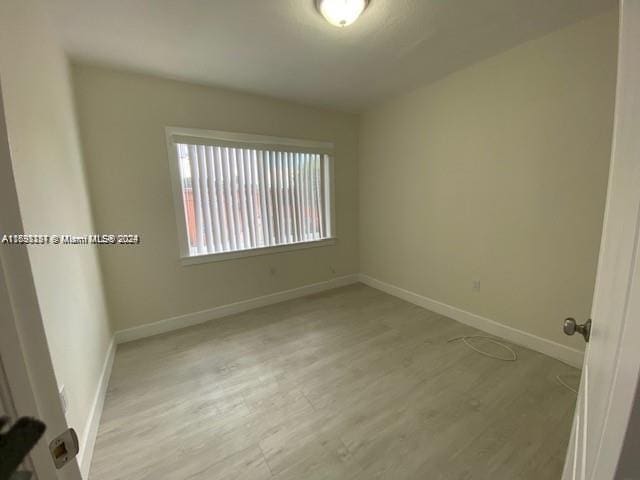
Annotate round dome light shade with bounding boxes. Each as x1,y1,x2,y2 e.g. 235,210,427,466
316,0,369,27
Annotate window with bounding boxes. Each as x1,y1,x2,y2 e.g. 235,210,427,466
166,128,334,263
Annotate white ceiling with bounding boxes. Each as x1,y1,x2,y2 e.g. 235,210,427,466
46,0,616,111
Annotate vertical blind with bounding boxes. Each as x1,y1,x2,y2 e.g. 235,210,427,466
176,143,330,256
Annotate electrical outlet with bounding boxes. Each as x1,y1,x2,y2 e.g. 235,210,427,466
59,385,68,414
472,280,481,292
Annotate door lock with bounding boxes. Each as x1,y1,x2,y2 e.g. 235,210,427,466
563,318,592,343
49,428,79,469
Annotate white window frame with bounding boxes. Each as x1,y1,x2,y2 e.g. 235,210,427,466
166,127,336,265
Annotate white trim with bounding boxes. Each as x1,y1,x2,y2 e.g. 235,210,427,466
358,274,584,368
166,133,192,259
181,238,336,265
166,126,334,152
113,272,584,367
78,338,116,479
165,127,336,261
115,274,359,344
325,154,336,238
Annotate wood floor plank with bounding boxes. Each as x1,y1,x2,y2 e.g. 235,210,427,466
90,284,577,480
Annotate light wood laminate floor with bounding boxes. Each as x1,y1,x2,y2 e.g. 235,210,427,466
90,284,579,480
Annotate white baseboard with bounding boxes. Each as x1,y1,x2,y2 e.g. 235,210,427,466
113,272,583,368
115,274,359,344
358,274,584,368
78,337,115,479
84,272,581,479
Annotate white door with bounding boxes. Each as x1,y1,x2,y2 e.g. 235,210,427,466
0,79,83,479
562,1,640,479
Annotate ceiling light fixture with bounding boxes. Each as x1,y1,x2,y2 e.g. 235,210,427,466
316,0,369,28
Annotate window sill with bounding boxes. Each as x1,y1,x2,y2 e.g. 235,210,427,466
180,238,337,266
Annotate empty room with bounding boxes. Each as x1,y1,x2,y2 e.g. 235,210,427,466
1,1,639,479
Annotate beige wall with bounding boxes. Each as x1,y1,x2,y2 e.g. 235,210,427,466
359,11,618,350
0,0,112,454
72,65,359,331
